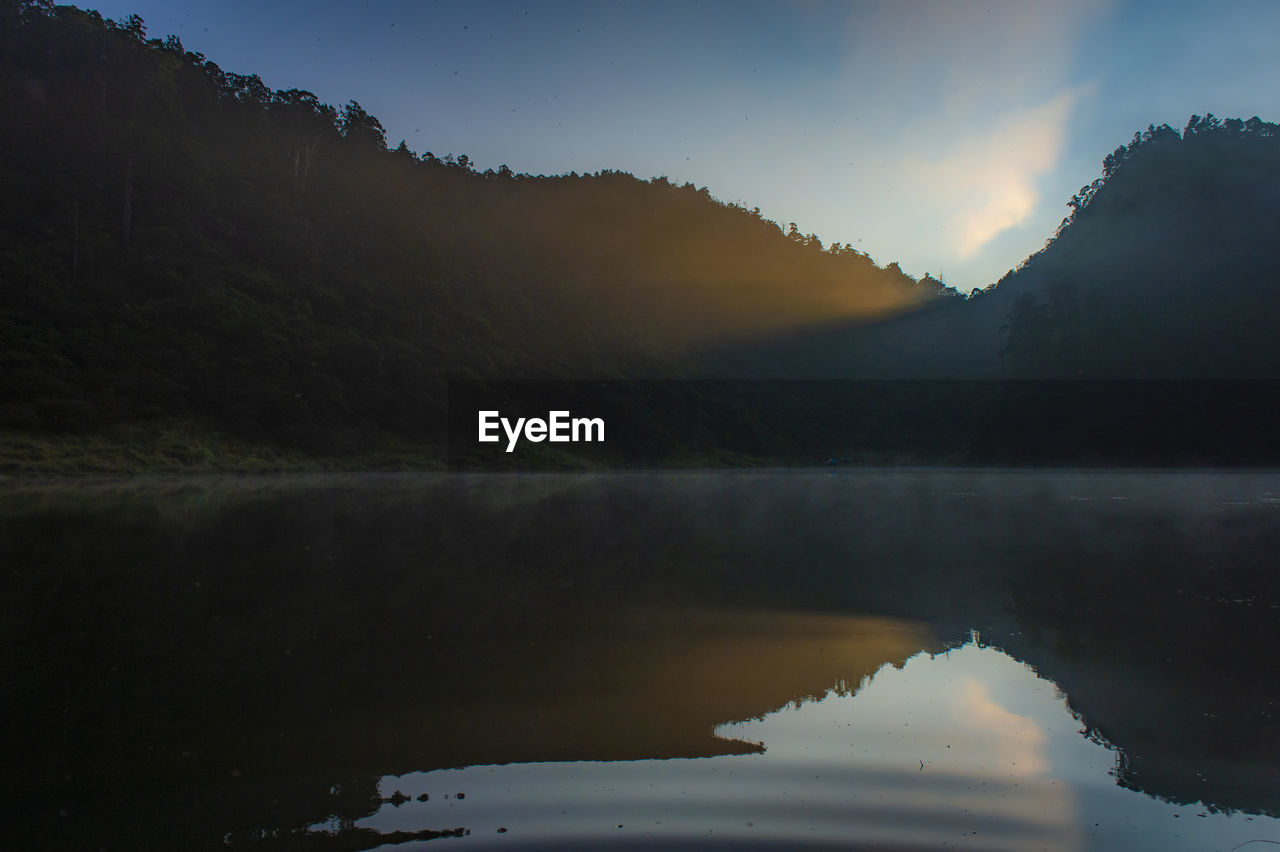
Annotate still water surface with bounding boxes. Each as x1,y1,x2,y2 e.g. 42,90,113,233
2,470,1278,850
363,638,1269,851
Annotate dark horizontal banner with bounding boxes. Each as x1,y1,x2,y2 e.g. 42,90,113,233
446,380,1280,469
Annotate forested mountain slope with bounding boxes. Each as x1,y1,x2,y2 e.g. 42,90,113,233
710,114,1280,379
0,2,936,451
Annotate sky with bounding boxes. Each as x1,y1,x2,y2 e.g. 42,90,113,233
86,0,1280,293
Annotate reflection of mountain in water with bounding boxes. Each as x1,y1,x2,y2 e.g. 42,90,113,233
1001,636,1280,819
359,640,1271,851
409,609,938,767
996,590,1280,817
2,472,1278,848
361,642,1092,852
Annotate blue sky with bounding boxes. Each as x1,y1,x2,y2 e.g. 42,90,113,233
87,0,1280,292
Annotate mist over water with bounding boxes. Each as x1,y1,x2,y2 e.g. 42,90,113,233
2,470,1278,850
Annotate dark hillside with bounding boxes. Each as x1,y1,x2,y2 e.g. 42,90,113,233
0,2,933,458
997,115,1280,377
711,115,1280,380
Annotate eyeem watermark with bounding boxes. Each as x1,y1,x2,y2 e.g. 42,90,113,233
478,410,605,452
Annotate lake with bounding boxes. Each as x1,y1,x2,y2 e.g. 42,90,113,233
2,470,1278,850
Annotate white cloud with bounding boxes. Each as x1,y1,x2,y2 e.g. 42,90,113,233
841,0,1110,115
916,85,1090,258
804,0,1111,276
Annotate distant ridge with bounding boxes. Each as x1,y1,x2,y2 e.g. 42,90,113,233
710,114,1280,380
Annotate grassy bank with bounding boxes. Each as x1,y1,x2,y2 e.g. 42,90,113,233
0,422,446,475
0,422,786,474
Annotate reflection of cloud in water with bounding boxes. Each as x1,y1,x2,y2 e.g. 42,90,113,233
955,676,1049,777
715,642,1080,849
352,636,1278,850
356,641,1067,849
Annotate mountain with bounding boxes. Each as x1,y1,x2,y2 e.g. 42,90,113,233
0,1,937,462
995,114,1280,378
5,1,1280,470
710,114,1280,379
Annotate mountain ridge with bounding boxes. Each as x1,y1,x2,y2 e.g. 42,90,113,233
4,1,1280,469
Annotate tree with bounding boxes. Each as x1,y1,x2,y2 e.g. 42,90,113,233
339,100,386,150
1002,293,1053,374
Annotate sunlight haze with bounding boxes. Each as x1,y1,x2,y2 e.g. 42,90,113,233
86,0,1280,292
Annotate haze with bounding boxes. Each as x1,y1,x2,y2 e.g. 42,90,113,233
85,0,1280,292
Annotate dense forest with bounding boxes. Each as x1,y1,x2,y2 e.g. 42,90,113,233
713,113,1280,380
4,1,1280,468
0,1,942,464
996,114,1280,377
